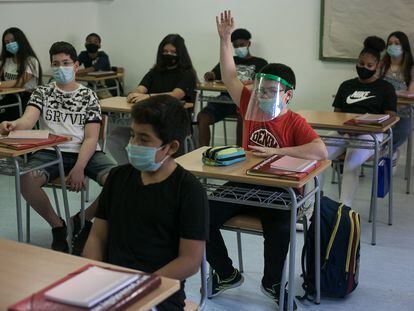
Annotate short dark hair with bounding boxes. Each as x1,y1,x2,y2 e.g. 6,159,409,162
360,36,385,63
86,33,101,43
231,28,251,42
259,63,296,90
49,41,77,63
131,95,190,157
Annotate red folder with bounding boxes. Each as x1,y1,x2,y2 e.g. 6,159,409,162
0,134,68,150
246,154,320,181
8,264,161,311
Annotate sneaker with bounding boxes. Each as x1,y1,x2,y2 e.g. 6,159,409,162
51,219,69,253
71,214,93,256
296,199,314,232
209,268,244,297
260,283,297,311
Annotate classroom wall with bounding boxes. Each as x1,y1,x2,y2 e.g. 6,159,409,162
0,1,99,75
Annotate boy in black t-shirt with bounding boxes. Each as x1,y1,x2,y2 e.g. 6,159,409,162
197,28,268,147
77,33,111,74
83,95,209,311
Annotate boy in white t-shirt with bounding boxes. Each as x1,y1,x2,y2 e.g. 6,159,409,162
0,42,116,253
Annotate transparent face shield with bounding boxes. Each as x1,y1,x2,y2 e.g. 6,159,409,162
245,73,294,122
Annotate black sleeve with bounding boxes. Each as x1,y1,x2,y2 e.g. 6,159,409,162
77,51,87,66
93,52,111,71
211,63,221,80
139,70,154,90
382,82,397,112
332,82,346,110
178,170,209,241
175,70,196,100
96,167,119,220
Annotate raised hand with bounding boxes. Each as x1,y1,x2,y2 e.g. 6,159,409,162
216,10,234,40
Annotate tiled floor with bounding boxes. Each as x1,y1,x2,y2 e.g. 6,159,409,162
1,147,413,311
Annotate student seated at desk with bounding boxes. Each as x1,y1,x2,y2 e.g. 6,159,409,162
107,34,197,165
77,33,111,75
326,36,397,207
379,31,414,167
83,96,208,311
197,28,268,147
0,27,42,122
206,11,327,310
0,41,116,253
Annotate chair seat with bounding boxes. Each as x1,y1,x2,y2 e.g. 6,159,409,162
48,177,68,187
223,214,263,233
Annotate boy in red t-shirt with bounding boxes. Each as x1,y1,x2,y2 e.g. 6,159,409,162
206,10,327,310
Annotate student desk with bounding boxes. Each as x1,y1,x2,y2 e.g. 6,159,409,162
0,238,180,311
176,147,331,311
0,87,26,117
99,96,194,113
76,72,124,96
0,138,72,245
196,81,233,108
397,96,414,194
296,110,399,245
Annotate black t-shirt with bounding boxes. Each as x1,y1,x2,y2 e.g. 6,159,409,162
96,164,209,274
332,78,397,114
139,68,197,102
212,56,268,82
78,51,111,71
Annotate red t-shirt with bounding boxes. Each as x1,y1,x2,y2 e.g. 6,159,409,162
239,87,319,149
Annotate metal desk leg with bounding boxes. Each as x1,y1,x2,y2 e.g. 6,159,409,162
54,147,72,252
370,134,380,245
314,176,321,304
12,158,23,242
388,128,393,226
199,247,207,310
286,188,298,311
406,107,413,194
15,93,22,116
114,78,120,96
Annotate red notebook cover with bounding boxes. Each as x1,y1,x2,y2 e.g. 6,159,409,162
343,116,396,128
246,154,320,180
0,134,68,150
8,264,161,311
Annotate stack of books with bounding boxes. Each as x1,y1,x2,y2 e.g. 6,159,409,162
344,113,393,128
0,130,67,150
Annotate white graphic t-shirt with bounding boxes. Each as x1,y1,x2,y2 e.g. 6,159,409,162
0,56,40,90
27,83,102,153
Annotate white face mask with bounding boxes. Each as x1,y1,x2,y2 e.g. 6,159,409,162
234,47,248,58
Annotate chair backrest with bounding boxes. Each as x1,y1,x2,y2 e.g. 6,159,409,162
100,114,109,152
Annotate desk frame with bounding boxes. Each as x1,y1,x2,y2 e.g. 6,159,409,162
76,74,123,97
0,90,24,117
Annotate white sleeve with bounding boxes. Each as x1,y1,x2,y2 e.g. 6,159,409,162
25,57,39,78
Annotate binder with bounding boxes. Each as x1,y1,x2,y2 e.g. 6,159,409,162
0,134,68,150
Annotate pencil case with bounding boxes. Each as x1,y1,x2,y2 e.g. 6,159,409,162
202,146,246,166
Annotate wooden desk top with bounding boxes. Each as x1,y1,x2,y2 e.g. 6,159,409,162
197,81,228,92
296,109,399,133
176,147,331,188
0,136,71,158
100,96,193,113
397,96,414,105
0,238,180,311
76,72,124,82
0,87,26,95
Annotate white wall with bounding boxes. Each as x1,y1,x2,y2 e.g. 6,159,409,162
0,1,99,75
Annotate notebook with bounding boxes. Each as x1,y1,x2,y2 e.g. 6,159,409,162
44,266,139,308
0,133,67,150
8,130,49,139
8,264,161,311
270,155,317,172
87,71,116,77
247,154,320,180
354,113,390,124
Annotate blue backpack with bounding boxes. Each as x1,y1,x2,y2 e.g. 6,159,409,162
300,196,360,299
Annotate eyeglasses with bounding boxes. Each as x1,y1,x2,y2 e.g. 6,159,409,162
51,61,74,68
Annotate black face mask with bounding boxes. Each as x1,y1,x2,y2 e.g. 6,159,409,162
356,65,376,80
162,54,178,67
85,43,99,54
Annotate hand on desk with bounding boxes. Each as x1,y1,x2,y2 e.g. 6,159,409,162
0,121,17,135
249,145,279,158
67,166,86,192
126,92,150,104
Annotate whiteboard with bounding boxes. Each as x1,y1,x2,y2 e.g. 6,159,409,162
320,0,414,62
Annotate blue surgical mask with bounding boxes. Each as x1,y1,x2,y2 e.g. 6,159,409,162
125,143,169,172
52,66,75,85
6,41,19,54
258,98,284,117
387,45,403,58
234,47,248,58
